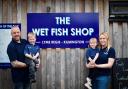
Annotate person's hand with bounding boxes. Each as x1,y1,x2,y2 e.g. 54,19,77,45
87,62,95,68
32,56,37,60
91,60,96,64
36,64,40,68
90,60,95,65
94,63,97,68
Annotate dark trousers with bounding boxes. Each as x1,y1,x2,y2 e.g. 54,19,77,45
25,59,36,79
14,81,31,89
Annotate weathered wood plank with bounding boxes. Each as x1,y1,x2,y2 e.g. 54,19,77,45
113,22,122,58
117,23,123,57
21,0,27,39
122,23,128,58
75,0,80,12
55,0,61,12
65,0,70,12
0,71,1,88
0,0,2,23
109,22,113,46
85,0,93,12
0,70,3,89
35,49,43,89
7,0,12,22
94,0,98,12
32,0,37,13
0,69,12,89
80,49,86,89
65,48,71,89
55,48,61,89
104,0,109,32
60,0,65,12
60,49,65,89
98,0,104,33
46,48,52,89
17,0,21,23
70,49,76,89
75,48,81,89
41,49,47,89
12,0,17,23
2,0,8,23
51,49,56,89
40,0,46,12
27,0,32,13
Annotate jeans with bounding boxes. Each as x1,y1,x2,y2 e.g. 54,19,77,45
14,81,31,89
92,76,111,89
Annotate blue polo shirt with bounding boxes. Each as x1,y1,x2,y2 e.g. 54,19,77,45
7,39,29,82
86,47,99,63
24,43,40,56
96,47,116,76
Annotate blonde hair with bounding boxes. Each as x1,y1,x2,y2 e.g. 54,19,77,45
28,32,36,39
88,38,98,47
99,32,111,49
89,38,97,43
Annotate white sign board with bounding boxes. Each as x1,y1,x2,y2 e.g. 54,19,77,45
0,24,20,68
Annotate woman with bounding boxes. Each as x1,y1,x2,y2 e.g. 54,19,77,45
86,32,116,89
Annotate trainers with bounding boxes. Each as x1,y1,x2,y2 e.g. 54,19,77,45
86,77,91,82
86,77,92,86
85,83,92,89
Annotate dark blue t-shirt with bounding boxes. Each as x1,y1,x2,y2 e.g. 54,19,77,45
86,47,99,63
96,47,116,76
7,39,29,82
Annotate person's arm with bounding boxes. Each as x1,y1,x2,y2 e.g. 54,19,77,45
35,53,40,68
25,53,34,60
95,58,115,68
86,48,93,63
93,53,99,62
36,57,40,68
88,57,93,62
11,60,27,68
33,52,39,59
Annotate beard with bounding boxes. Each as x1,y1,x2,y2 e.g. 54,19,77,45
13,36,20,41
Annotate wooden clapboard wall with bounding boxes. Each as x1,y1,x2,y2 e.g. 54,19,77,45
0,0,128,89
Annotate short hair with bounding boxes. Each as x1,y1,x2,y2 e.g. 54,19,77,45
11,25,20,34
28,32,36,39
88,38,98,47
89,38,97,43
